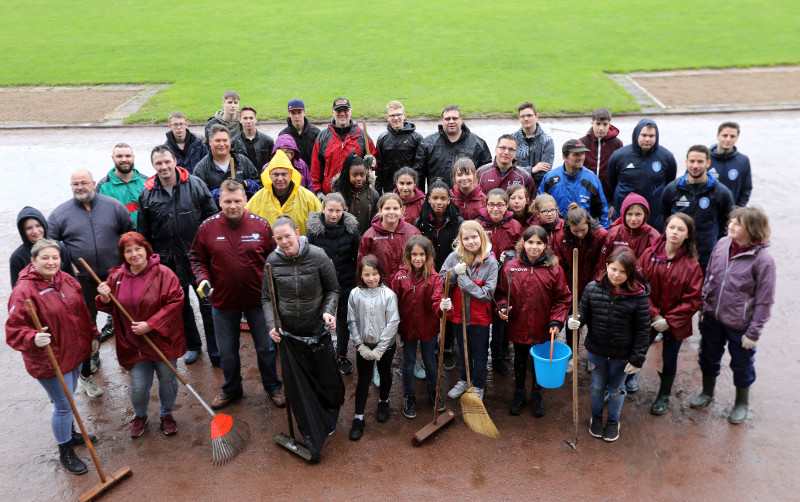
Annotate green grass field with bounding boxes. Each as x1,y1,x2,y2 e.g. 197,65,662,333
2,0,798,122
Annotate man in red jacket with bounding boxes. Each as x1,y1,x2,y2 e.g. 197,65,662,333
579,108,623,219
190,180,284,410
310,97,377,196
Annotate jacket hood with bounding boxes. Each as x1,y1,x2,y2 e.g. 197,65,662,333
386,120,417,135
419,196,461,223
144,166,190,190
165,129,199,148
261,149,301,192
585,124,620,142
275,235,309,258
451,184,485,202
649,233,687,261
306,210,359,237
631,118,660,155
120,253,161,277
370,215,411,235
477,207,515,226
16,206,47,246
272,134,302,157
214,109,239,125
437,123,473,142
677,171,717,189
394,186,426,206
710,144,739,161
619,192,651,229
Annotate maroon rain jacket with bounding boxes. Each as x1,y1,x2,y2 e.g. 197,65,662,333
390,265,444,342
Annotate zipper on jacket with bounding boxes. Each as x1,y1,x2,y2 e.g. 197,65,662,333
596,139,602,178
714,248,734,319
742,300,748,321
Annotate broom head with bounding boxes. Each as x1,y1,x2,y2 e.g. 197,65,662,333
460,388,499,438
211,413,251,465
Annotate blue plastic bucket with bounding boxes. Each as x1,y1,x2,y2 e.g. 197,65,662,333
530,341,572,388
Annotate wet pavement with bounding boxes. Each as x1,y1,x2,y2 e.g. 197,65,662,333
1,112,799,501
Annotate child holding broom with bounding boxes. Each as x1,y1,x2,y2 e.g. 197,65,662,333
441,221,499,401
347,255,400,440
497,226,571,417
391,235,448,418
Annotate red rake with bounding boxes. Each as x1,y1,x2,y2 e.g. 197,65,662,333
78,258,249,465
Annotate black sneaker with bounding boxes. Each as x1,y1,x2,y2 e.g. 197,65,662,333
376,401,390,422
509,389,525,416
492,358,509,376
427,388,445,412
603,421,620,442
589,416,603,438
348,418,365,441
337,356,354,375
99,317,115,342
402,394,417,419
443,351,456,371
530,390,547,417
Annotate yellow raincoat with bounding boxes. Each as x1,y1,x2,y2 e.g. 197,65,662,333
245,150,321,235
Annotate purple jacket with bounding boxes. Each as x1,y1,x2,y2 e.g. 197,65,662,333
270,134,315,191
702,237,775,341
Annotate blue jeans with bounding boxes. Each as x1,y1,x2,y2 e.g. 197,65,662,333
588,352,627,423
38,365,80,445
129,359,178,417
699,316,756,388
402,338,438,394
450,322,490,389
182,283,218,358
212,306,281,397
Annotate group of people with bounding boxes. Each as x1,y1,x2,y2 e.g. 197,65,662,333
5,92,774,471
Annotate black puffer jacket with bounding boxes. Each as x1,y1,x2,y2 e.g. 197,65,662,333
279,117,321,169
10,206,75,287
375,120,423,193
137,167,217,284
306,211,360,289
415,202,463,271
579,279,651,367
232,130,275,172
413,124,492,190
262,237,339,336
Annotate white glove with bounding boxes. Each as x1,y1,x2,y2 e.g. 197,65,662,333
358,344,375,360
196,280,214,298
371,346,386,361
651,315,669,333
34,328,51,348
741,336,757,350
624,363,640,375
316,192,326,202
453,262,467,276
567,316,581,331
92,339,100,354
440,298,452,311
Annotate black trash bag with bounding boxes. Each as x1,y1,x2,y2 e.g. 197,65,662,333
279,329,345,461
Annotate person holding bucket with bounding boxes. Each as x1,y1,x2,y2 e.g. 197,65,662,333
496,226,571,417
568,246,650,442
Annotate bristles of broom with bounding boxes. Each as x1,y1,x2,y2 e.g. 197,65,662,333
460,388,499,438
212,416,251,465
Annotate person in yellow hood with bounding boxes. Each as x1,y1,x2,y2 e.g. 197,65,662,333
246,149,321,235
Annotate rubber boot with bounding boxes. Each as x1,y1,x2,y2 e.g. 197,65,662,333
650,373,675,415
530,387,546,417
727,387,750,424
690,374,716,408
509,389,525,416
58,442,88,475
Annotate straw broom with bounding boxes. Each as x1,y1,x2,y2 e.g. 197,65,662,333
78,258,249,465
459,289,499,438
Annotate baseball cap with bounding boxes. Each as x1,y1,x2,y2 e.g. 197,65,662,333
287,99,305,111
332,97,351,110
562,139,590,156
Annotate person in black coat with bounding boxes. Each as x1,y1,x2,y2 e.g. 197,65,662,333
569,246,650,442
375,101,423,194
9,206,75,287
306,194,361,374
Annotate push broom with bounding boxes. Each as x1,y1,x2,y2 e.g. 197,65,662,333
78,259,249,465
412,272,456,445
25,300,133,501
459,289,499,438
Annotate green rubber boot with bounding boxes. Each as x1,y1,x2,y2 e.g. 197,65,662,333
690,374,716,408
650,373,675,416
727,387,750,424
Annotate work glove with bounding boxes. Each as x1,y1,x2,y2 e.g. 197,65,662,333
440,298,452,311
316,192,326,202
371,346,386,361
741,336,757,350
567,316,581,331
363,155,376,170
358,344,375,360
92,339,100,354
243,179,258,193
210,188,221,205
196,280,214,299
651,315,669,333
624,363,640,375
453,262,467,276
501,250,517,264
34,327,51,348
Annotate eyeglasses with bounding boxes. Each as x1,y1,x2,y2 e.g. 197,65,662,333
170,122,187,129
70,181,92,188
387,113,404,118
487,202,507,209
497,146,516,152
334,108,350,114
442,116,460,122
540,209,557,215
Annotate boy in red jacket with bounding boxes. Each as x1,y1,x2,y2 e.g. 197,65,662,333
580,108,623,219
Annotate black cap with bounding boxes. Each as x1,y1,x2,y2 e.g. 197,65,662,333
332,97,351,110
562,139,590,156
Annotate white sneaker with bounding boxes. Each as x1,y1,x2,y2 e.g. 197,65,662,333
566,359,574,374
448,380,468,399
78,376,104,398
473,387,484,400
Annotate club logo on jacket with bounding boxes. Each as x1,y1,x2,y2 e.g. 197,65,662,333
651,161,662,173
39,287,55,296
242,233,260,242
708,167,719,180
551,176,561,184
676,195,690,208
625,163,635,169
728,170,739,180
699,197,710,209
